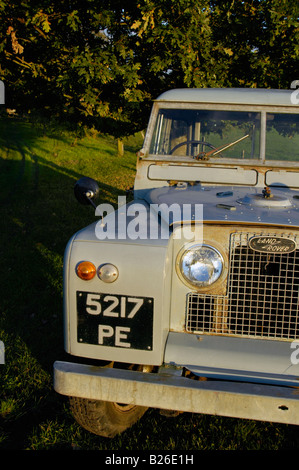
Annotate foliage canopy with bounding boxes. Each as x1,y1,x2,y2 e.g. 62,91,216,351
0,0,298,136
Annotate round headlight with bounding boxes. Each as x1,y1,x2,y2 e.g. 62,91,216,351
180,244,223,287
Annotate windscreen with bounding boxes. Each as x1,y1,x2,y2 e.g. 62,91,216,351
149,109,299,161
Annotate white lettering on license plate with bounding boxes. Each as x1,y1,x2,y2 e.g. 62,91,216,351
85,293,144,318
84,294,146,347
98,325,132,348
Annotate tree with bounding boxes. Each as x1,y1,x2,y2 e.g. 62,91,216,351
0,1,148,135
0,1,298,137
208,0,299,89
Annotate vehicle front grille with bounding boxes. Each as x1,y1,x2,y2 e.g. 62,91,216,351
186,232,299,341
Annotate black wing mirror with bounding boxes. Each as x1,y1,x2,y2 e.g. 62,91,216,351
74,177,99,209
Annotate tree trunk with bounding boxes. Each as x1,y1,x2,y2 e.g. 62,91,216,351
117,139,124,157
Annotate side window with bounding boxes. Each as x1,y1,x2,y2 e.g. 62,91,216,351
266,113,299,161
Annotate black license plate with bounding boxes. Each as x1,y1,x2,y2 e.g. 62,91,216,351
77,291,154,350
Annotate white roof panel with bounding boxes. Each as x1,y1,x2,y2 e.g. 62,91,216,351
156,88,297,107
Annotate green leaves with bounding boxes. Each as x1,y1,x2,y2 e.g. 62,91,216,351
32,11,51,33
0,0,297,137
66,10,80,31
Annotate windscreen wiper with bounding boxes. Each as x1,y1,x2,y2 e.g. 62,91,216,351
195,134,250,160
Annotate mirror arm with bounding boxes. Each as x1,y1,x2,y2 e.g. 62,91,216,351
84,191,97,209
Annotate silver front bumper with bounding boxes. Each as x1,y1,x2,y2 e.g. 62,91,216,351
54,360,299,425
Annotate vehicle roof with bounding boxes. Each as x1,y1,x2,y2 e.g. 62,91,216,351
155,88,297,107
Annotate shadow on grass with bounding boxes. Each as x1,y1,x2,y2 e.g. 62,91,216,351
0,117,129,361
0,116,138,448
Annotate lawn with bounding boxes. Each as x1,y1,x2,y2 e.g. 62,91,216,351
0,114,298,451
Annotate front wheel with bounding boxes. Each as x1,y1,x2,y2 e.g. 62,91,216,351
70,397,148,438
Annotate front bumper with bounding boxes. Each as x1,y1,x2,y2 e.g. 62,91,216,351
54,360,299,425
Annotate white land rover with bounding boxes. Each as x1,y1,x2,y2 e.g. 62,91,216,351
54,87,299,438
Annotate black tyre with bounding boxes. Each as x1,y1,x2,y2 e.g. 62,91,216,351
70,397,148,438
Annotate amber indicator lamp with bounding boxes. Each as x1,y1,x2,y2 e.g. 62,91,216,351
76,261,96,280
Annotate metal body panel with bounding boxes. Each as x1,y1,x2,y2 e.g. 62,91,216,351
164,332,299,385
144,185,299,227
63,215,173,365
156,88,295,107
54,361,299,425
147,164,258,185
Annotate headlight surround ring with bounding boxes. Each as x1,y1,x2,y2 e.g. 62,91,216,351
178,244,224,288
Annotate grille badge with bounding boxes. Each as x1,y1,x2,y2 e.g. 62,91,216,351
249,236,296,254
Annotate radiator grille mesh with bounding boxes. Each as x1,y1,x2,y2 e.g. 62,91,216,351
186,233,299,340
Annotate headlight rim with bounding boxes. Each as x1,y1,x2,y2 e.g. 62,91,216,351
177,242,225,289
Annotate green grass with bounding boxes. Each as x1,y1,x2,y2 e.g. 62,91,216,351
0,115,299,450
